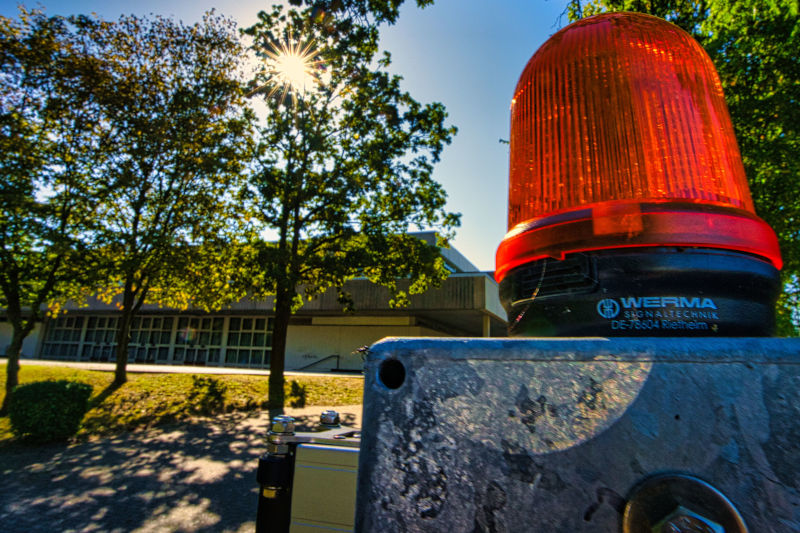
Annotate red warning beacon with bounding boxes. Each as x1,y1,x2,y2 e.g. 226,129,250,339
496,12,782,336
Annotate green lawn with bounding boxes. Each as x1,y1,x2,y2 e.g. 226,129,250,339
0,363,363,444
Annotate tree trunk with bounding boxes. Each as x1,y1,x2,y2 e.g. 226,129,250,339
113,316,132,387
268,287,293,409
1,322,34,415
113,284,136,387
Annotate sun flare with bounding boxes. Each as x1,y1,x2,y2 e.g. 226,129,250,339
247,40,324,105
273,49,315,92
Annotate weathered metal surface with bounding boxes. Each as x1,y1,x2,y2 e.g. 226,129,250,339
355,338,800,532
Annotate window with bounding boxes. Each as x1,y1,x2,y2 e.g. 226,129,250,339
39,313,276,369
129,316,174,363
41,316,85,359
79,316,119,361
225,316,273,368
174,316,224,365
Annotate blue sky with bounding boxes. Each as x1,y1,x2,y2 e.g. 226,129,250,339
1,0,571,270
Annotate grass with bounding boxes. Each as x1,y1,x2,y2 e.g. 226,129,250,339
0,363,363,444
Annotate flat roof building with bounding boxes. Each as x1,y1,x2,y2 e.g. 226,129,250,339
1,234,506,372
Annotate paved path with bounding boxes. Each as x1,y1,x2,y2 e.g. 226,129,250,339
2,358,363,379
0,405,363,533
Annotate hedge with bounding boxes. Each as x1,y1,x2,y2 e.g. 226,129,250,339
9,380,93,442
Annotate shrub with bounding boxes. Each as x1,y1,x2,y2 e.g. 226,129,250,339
9,380,93,443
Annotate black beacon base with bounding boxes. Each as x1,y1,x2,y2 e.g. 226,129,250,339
499,247,781,337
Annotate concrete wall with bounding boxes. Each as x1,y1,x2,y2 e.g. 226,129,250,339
286,317,447,371
0,322,42,358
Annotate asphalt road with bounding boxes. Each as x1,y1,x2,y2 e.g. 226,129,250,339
0,405,362,532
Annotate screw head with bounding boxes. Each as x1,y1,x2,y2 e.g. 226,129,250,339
320,410,340,426
623,474,747,533
653,507,724,533
270,415,295,435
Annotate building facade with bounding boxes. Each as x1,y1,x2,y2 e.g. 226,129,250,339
1,239,506,372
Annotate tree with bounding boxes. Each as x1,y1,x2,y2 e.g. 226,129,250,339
0,9,103,413
702,0,800,335
243,4,459,407
567,0,800,334
286,0,435,26
69,12,256,386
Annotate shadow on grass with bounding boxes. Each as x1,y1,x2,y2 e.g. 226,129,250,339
88,381,123,410
80,377,231,438
287,380,307,408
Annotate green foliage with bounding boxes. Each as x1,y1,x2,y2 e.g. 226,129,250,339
0,9,99,310
286,0,435,26
243,3,459,405
187,376,228,415
568,0,800,333
76,11,256,307
776,283,800,336
8,380,92,442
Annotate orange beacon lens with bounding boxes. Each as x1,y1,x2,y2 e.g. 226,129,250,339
496,12,781,337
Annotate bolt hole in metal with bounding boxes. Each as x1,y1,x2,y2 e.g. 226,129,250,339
378,358,406,389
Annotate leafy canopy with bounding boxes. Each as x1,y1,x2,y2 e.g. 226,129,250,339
243,4,460,309
0,9,101,320
72,12,256,314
